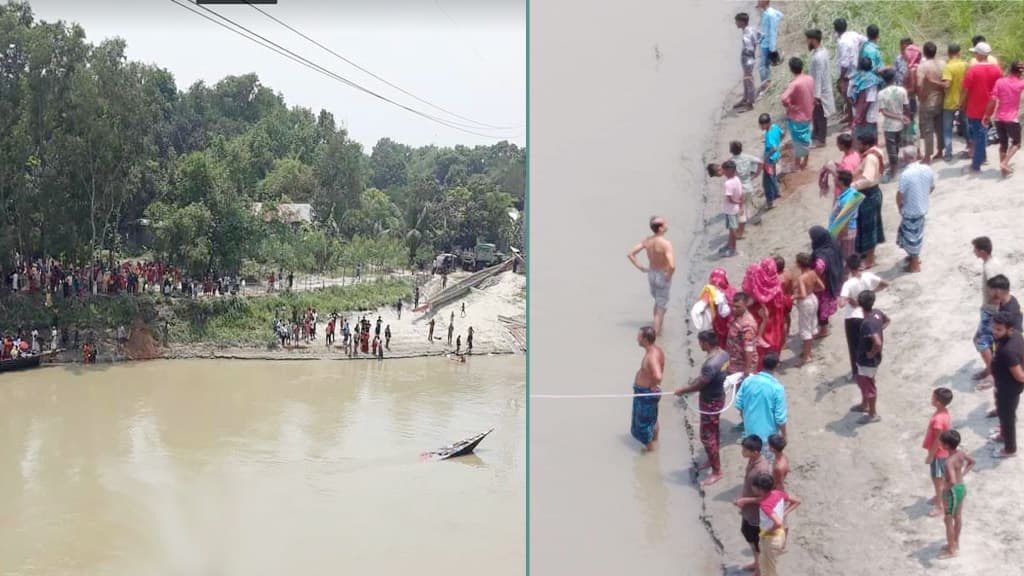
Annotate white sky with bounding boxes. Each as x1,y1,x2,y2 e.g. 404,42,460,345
26,0,525,149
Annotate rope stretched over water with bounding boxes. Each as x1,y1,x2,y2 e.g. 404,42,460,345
531,374,741,415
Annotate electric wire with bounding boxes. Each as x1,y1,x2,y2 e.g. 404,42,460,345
167,0,510,140
243,0,519,131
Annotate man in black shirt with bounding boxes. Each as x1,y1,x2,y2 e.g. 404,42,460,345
675,330,731,487
855,290,889,424
990,311,1024,458
988,275,1023,331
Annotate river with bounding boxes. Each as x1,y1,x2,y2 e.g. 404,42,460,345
0,356,524,576
529,0,738,574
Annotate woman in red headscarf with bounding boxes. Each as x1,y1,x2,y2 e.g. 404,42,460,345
743,257,789,370
706,268,737,347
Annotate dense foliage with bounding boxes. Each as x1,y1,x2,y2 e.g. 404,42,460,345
0,1,525,276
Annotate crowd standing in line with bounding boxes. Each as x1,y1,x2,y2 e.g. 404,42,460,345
626,4,1024,572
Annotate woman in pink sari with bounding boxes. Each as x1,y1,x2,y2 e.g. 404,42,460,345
742,257,788,371
707,268,737,347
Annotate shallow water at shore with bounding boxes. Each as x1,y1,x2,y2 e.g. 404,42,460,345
0,357,524,576
530,0,738,573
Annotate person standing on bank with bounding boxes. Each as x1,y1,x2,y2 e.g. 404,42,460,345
632,326,665,452
675,330,730,487
917,42,946,163
628,216,676,336
961,42,1003,174
896,146,936,273
781,57,815,172
972,236,1007,386
756,0,784,94
990,311,1024,458
852,131,886,269
805,29,835,147
734,12,759,112
854,290,889,424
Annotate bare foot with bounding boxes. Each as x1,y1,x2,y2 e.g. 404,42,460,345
937,550,959,560
742,562,757,572
701,473,724,487
928,507,943,518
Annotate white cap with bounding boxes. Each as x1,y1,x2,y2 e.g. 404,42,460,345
969,42,992,56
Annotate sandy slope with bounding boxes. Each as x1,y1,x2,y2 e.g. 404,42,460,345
684,74,1024,576
161,271,526,361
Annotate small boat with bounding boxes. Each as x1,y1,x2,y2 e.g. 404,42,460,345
421,428,494,461
0,353,44,373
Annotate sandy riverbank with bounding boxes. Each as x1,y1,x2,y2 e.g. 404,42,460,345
680,7,1024,576
45,271,525,364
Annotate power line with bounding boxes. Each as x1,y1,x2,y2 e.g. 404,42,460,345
190,0,510,138
244,1,519,131
166,0,513,140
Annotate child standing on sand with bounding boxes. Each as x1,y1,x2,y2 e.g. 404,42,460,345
794,253,825,365
768,433,789,490
923,387,953,517
760,113,784,209
854,289,889,424
720,160,743,257
734,473,801,576
938,430,975,560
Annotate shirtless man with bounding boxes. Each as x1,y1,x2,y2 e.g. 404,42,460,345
631,326,665,452
628,216,676,336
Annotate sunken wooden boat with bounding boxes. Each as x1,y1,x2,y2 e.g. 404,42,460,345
422,428,494,461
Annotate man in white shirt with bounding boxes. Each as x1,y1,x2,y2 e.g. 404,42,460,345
833,18,866,123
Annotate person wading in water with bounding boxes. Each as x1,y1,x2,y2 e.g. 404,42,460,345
631,326,664,452
628,216,676,336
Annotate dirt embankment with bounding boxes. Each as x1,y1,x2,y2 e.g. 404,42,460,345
58,270,526,364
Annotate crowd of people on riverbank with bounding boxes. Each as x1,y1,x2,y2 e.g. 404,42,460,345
1,255,250,300
628,2,1023,573
270,302,475,361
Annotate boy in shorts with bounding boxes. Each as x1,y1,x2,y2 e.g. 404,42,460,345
794,253,824,365
720,160,743,257
923,387,953,517
938,430,975,560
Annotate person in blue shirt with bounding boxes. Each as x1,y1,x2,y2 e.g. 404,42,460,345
759,113,784,209
735,351,788,455
757,0,784,92
859,24,885,73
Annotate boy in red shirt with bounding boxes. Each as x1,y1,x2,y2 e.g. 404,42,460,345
734,473,801,576
961,42,1003,172
923,387,953,517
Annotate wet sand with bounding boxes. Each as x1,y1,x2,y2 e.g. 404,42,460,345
529,1,738,573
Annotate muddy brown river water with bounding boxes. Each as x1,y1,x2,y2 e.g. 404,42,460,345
0,356,524,576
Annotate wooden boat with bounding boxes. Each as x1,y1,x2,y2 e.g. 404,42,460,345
421,428,494,461
0,353,44,373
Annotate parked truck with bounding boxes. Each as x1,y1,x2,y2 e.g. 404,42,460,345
461,242,499,272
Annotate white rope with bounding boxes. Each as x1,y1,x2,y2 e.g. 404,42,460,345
531,374,742,416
